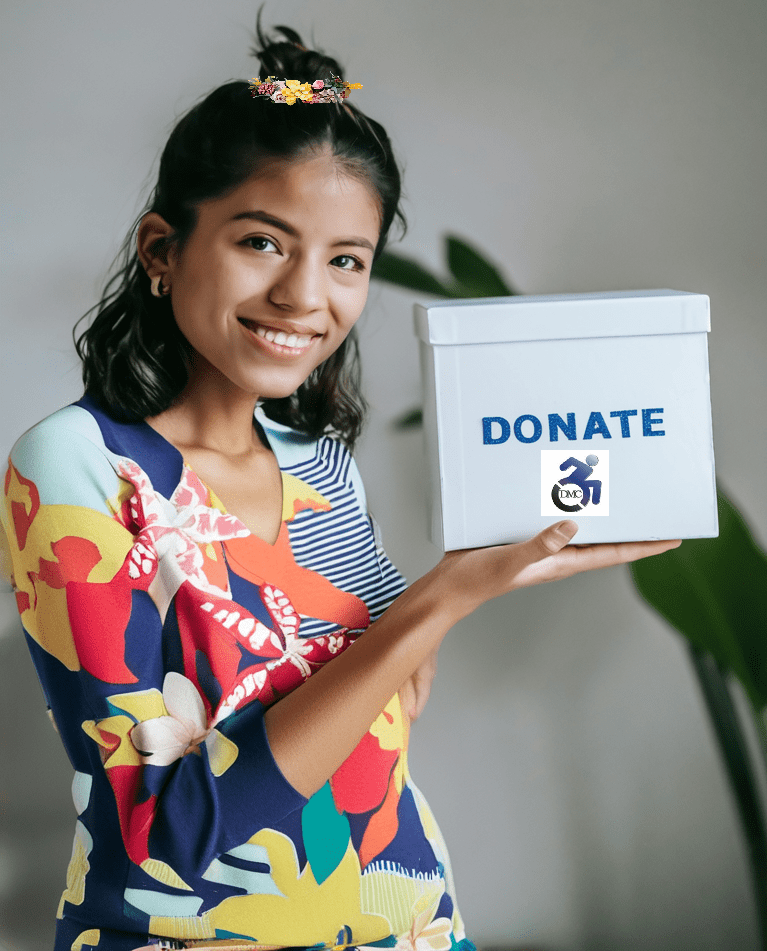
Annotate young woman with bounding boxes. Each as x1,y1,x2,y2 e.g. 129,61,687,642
1,24,679,951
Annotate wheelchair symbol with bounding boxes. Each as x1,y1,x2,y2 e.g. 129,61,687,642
551,454,602,513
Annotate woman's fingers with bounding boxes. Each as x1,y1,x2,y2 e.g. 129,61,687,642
399,659,436,722
525,519,580,558
512,535,682,589
438,527,682,611
567,537,682,572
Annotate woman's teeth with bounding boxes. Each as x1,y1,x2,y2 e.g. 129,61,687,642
252,324,314,348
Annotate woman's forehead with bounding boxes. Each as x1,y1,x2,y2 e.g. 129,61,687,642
199,153,381,237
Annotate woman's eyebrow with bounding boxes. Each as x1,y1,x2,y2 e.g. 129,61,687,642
230,210,375,253
231,210,298,235
331,236,375,252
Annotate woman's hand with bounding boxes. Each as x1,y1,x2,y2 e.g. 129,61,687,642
399,649,439,722
394,524,678,724
435,520,682,618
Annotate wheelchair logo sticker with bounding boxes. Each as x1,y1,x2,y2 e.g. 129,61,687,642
541,451,609,517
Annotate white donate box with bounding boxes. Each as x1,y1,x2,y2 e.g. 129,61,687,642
415,290,718,549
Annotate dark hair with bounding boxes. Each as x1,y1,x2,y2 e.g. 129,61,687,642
74,22,405,450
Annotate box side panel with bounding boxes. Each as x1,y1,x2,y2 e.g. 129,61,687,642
698,334,719,537
439,332,717,547
418,339,445,549
433,347,469,549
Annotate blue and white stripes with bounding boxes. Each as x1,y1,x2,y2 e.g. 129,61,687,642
282,435,408,639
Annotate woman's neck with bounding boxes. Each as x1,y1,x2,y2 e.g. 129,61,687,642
147,368,262,457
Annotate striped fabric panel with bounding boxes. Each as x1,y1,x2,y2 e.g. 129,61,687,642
283,435,408,639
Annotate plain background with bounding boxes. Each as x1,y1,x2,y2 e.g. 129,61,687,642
1,1,765,949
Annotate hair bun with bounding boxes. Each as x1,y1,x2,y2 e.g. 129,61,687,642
252,23,344,82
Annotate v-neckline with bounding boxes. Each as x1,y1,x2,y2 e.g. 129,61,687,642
142,412,287,548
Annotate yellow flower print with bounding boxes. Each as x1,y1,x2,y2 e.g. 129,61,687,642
56,820,93,916
394,891,452,951
70,930,100,951
283,79,314,104
360,868,445,939
3,461,133,671
197,829,390,946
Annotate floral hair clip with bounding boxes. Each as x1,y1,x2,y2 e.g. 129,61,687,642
249,75,362,105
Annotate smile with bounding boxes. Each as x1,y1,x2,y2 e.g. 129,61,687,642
238,319,319,354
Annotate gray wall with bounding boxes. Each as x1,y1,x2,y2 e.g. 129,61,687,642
1,2,765,949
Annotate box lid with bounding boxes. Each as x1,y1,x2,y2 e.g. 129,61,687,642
414,289,710,345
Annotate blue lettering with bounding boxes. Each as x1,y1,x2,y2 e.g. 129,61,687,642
481,408,666,442
642,407,665,436
482,416,511,444
514,414,542,443
583,411,612,440
548,413,577,441
610,409,638,438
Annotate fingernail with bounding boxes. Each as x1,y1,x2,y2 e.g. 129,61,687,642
554,520,578,540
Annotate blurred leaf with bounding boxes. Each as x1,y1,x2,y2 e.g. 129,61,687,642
372,235,520,301
392,407,423,430
445,234,517,297
688,646,767,945
631,487,767,711
371,252,455,297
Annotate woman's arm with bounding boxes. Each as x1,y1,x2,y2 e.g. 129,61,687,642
265,523,680,796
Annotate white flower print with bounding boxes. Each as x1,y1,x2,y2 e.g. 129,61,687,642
126,540,157,581
261,583,300,642
327,634,344,654
131,673,212,766
395,893,453,951
213,668,268,726
117,459,249,615
274,638,316,679
131,673,237,776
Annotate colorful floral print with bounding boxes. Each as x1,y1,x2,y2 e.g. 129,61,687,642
1,395,470,950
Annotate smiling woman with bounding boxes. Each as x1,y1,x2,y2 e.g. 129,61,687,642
73,23,402,453
139,153,381,548
0,18,679,951
139,152,380,413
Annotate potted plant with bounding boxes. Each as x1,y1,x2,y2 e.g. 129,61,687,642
372,235,767,948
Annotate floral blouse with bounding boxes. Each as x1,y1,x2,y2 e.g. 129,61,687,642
1,395,472,951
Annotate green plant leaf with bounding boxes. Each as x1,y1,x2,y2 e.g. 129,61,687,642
392,408,423,430
445,235,517,297
371,251,454,297
631,487,767,711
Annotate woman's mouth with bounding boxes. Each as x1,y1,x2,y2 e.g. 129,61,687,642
238,319,319,354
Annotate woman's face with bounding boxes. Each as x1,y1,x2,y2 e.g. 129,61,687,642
163,151,381,402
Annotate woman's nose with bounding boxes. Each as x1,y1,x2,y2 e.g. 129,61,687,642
268,253,325,314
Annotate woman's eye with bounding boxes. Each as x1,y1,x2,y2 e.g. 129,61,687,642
332,254,365,272
245,236,278,253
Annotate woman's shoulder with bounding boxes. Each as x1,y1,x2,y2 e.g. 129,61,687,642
5,400,126,513
8,401,116,481
10,401,109,460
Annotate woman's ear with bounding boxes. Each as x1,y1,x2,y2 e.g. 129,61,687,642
137,213,175,286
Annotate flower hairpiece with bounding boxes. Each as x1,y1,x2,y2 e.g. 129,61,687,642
248,75,362,105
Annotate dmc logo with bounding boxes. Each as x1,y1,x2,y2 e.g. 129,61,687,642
551,454,602,512
541,450,610,517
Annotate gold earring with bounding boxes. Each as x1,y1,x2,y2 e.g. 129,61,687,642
150,274,169,298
